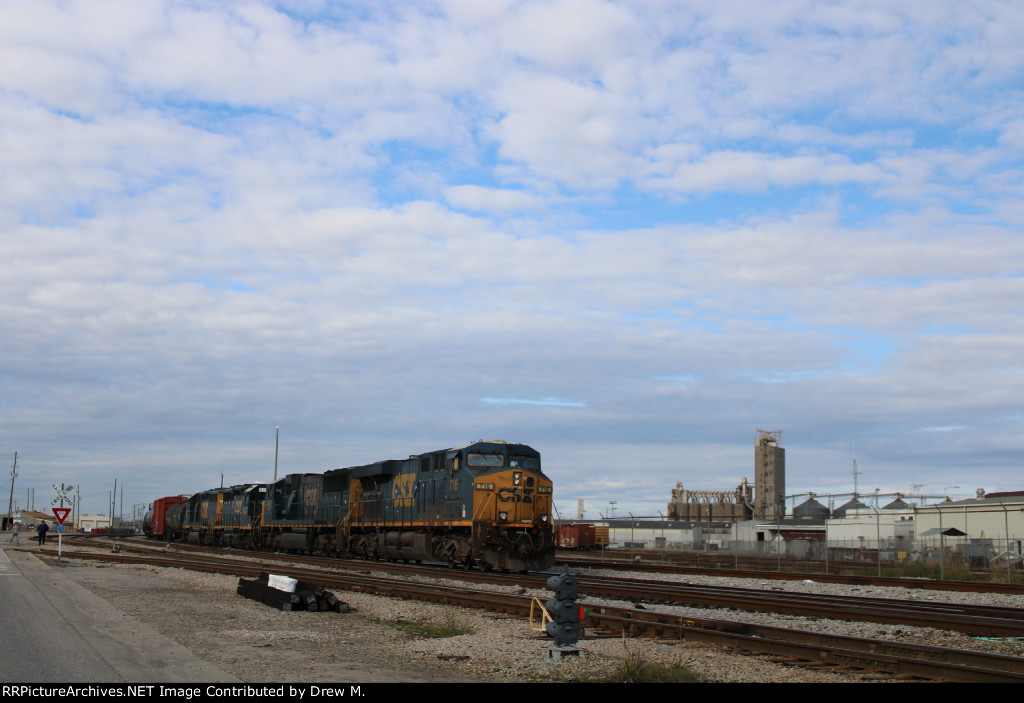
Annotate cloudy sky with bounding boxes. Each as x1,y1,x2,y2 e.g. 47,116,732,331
2,0,1022,521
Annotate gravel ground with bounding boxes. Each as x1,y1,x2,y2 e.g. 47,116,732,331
38,544,1024,684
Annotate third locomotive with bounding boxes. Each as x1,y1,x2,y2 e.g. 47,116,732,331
145,440,555,571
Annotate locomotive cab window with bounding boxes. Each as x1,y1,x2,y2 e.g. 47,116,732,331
467,453,504,468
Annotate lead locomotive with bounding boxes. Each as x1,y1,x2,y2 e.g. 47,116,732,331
145,440,555,571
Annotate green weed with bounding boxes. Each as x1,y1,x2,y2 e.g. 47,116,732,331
605,641,705,683
386,612,475,639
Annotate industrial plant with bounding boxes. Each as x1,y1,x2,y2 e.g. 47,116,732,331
566,430,1024,570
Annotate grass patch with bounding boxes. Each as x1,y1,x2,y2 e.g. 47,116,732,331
386,612,475,639
603,641,705,683
846,559,977,581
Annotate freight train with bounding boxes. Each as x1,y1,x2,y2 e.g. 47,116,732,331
144,440,556,571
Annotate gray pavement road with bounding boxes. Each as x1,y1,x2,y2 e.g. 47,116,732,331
0,544,239,683
0,544,120,682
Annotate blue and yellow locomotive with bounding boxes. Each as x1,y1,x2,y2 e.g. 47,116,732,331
148,440,555,571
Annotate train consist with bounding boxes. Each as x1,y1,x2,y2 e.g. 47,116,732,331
144,440,556,571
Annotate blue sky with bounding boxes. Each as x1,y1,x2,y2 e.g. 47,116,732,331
1,0,1022,520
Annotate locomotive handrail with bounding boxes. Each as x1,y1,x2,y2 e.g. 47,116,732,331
250,513,263,548
474,490,496,521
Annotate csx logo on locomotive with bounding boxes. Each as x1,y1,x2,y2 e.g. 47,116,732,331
392,474,415,507
497,487,533,503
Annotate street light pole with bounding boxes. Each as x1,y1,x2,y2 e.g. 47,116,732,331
873,506,881,577
274,426,280,482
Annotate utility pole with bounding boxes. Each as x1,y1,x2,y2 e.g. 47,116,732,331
6,452,17,528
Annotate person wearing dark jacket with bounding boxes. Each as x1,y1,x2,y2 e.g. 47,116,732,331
36,520,49,546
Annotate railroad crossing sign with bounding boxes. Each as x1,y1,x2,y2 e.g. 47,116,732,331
51,483,75,506
50,483,75,559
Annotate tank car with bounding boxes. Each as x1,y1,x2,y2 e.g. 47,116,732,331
143,495,187,538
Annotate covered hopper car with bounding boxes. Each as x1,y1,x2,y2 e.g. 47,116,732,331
146,440,555,571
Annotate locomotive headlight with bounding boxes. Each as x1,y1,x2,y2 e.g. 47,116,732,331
539,514,548,523
513,472,522,486
498,511,509,522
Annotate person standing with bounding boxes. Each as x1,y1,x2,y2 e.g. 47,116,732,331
36,520,48,546
8,522,20,545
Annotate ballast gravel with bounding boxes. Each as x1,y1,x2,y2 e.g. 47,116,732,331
39,545,1024,684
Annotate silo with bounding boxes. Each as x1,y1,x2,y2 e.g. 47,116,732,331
794,497,830,520
754,430,786,520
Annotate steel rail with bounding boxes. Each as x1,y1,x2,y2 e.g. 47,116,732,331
558,553,1024,594
590,548,1021,581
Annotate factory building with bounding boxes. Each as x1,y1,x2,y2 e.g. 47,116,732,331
825,507,916,559
666,481,753,522
915,490,1024,566
667,430,783,524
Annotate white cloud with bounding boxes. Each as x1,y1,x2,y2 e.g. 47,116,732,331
443,185,547,214
642,150,887,194
2,0,1024,515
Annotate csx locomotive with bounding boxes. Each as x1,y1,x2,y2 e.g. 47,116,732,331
144,440,555,571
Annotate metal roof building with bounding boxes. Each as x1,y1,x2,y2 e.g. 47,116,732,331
914,490,1024,548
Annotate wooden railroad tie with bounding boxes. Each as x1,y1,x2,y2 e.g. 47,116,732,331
236,572,351,613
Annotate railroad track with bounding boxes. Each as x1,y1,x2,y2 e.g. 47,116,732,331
34,545,1024,682
64,536,1024,637
571,574,1024,638
558,553,1024,595
588,548,1021,581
